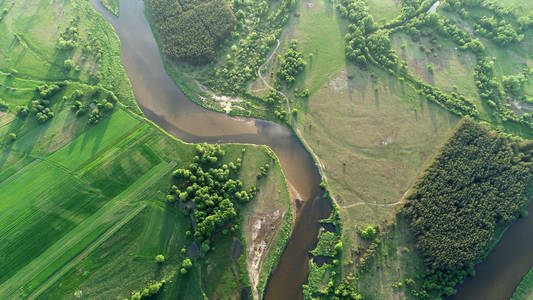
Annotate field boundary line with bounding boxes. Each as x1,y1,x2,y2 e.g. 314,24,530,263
0,158,40,189
75,123,152,176
27,204,147,299
49,114,144,172
0,161,175,299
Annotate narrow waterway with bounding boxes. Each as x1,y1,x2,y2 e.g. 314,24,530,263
89,0,331,299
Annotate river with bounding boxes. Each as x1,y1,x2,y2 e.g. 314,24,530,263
89,0,331,299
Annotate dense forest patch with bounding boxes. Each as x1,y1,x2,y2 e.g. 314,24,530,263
146,0,236,63
402,118,533,297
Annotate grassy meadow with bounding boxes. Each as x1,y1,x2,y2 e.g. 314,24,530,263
356,218,424,300
0,0,293,299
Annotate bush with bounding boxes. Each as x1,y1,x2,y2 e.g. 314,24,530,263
155,254,165,263
182,258,192,269
0,99,8,111
357,225,377,241
16,105,29,117
8,132,16,142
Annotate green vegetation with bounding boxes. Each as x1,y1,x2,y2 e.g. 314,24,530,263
311,231,338,258
277,40,306,84
169,143,255,248
101,0,119,16
512,267,533,300
357,225,377,241
402,119,533,297
141,0,533,297
144,0,299,118
130,280,165,300
155,254,165,263
145,0,236,63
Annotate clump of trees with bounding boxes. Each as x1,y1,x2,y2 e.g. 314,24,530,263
357,225,377,241
416,81,478,117
168,143,256,251
294,88,310,98
31,99,55,123
68,86,117,124
402,119,533,297
310,231,339,258
331,277,364,300
277,41,306,84
180,257,193,274
263,89,288,121
129,280,166,300
502,74,527,96
204,0,296,95
57,17,80,51
474,16,522,46
444,0,525,47
36,84,62,99
146,0,236,63
15,83,67,123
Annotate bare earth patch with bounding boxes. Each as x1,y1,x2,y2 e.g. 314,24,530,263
197,83,246,113
246,209,283,299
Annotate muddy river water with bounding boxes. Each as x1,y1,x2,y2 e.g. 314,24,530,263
90,0,330,299
91,0,533,299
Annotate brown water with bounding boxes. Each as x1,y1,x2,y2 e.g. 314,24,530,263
89,0,331,299
449,203,533,300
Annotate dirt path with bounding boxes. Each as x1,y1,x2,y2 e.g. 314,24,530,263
257,39,404,211
257,39,291,114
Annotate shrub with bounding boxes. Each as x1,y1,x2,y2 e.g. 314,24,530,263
357,225,377,241
0,99,8,111
155,254,165,263
8,132,16,142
